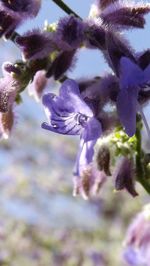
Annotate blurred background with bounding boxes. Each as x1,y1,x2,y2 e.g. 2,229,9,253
0,0,150,265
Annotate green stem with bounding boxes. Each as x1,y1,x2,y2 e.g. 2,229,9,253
51,0,81,18
135,122,150,194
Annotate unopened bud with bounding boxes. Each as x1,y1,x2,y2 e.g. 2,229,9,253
96,145,111,175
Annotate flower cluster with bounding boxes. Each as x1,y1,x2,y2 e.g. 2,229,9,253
0,0,150,199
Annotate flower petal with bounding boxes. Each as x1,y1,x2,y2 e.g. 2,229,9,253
82,117,102,141
41,122,81,135
120,57,144,88
118,57,144,136
74,138,97,176
74,118,102,176
117,88,138,136
59,79,93,116
106,33,135,75
42,92,83,135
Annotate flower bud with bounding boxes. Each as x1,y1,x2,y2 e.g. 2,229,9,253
114,157,138,197
16,29,54,61
54,15,85,50
46,50,76,80
73,164,107,200
96,145,111,175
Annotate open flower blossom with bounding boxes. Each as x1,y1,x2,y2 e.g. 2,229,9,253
42,79,102,197
123,204,150,266
117,57,150,137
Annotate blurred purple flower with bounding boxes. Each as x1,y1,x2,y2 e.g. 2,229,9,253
117,57,150,136
123,205,150,266
16,29,55,61
0,0,41,38
90,251,107,266
0,10,20,38
42,79,102,198
85,22,106,50
0,0,41,17
124,247,146,266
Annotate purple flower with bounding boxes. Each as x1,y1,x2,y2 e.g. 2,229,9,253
0,10,20,38
123,205,150,266
100,1,150,29
124,247,146,266
90,251,107,266
117,57,150,136
42,79,101,134
42,79,102,197
91,1,150,29
16,29,55,61
0,0,41,38
54,15,85,50
0,0,41,17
